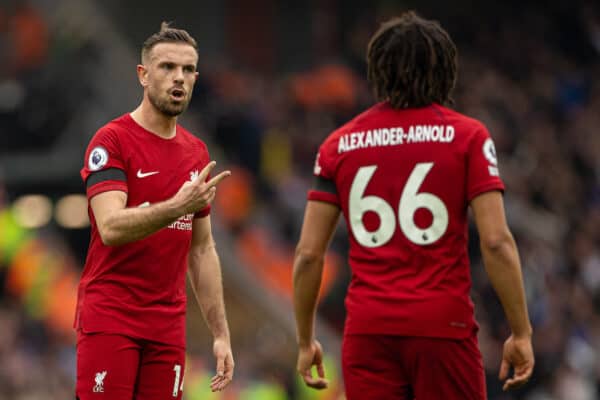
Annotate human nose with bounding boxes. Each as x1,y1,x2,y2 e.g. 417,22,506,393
173,67,184,83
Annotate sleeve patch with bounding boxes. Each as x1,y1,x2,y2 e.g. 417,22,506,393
88,146,109,171
313,153,323,175
482,138,498,166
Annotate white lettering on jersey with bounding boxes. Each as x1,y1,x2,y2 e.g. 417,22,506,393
141,170,201,232
337,125,455,153
168,213,194,231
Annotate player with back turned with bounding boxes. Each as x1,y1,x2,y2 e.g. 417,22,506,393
293,11,534,400
75,23,234,400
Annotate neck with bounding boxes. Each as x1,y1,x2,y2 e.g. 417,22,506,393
130,100,177,139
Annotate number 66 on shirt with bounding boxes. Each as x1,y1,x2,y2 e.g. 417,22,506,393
306,103,506,340
350,162,448,247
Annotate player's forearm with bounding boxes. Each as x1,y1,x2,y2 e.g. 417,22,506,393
99,198,183,246
188,245,230,341
293,250,324,347
481,234,532,338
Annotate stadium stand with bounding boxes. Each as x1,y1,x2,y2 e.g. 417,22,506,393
0,0,598,399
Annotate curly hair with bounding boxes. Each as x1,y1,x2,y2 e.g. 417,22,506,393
367,11,458,108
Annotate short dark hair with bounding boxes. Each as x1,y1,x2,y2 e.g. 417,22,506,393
366,11,458,108
141,22,198,63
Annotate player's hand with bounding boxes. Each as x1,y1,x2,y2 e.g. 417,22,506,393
173,161,231,215
297,339,328,390
499,334,534,391
210,337,234,392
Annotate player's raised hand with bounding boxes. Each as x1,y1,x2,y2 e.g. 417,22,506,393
196,160,231,188
297,339,329,390
499,334,534,391
210,337,234,392
172,161,231,214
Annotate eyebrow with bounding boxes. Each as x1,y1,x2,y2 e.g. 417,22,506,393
156,60,196,69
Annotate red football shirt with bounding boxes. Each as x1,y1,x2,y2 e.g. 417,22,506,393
308,102,504,339
75,113,211,347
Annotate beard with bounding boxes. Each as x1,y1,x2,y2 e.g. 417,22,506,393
148,89,192,117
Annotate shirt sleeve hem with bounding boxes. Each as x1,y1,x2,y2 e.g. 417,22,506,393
194,206,211,218
87,182,128,200
468,183,505,201
307,190,340,206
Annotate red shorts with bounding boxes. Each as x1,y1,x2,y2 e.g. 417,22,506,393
76,331,186,400
342,332,486,400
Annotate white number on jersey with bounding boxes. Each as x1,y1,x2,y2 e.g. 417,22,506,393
172,364,183,397
348,162,449,247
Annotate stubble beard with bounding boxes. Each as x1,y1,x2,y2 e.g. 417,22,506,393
148,90,191,117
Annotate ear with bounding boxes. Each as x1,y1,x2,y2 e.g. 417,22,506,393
193,71,199,84
136,64,148,87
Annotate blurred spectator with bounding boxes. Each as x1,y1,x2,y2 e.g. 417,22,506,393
192,3,600,399
6,0,49,75
2,1,600,399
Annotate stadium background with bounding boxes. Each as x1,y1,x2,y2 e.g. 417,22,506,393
0,0,599,398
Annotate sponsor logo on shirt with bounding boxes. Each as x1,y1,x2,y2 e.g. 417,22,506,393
167,170,201,231
137,169,160,178
168,213,193,231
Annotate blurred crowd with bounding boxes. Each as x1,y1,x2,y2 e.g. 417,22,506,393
189,3,600,400
1,1,600,399
0,0,99,155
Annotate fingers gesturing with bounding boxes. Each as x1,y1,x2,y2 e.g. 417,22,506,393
175,161,231,215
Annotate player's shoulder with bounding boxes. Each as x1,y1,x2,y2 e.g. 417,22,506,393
176,125,207,146
320,102,384,150
86,115,133,153
92,113,131,140
432,104,488,134
176,124,210,151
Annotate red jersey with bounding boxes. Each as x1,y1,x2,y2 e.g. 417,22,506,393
308,102,504,339
75,114,211,347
